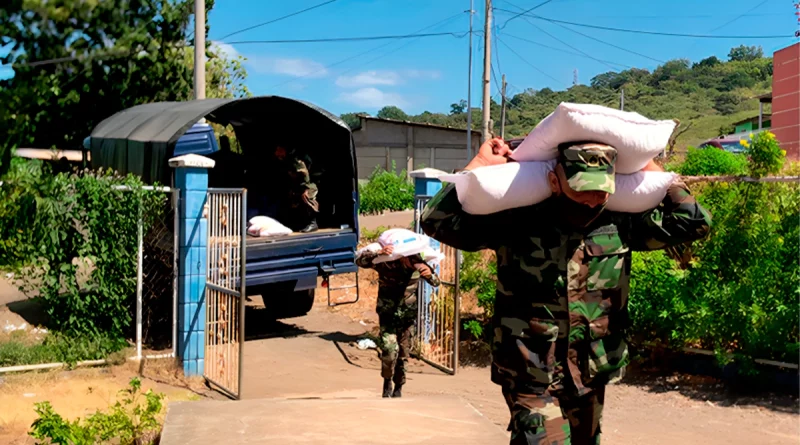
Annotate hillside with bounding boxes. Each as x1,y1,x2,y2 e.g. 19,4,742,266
342,46,773,153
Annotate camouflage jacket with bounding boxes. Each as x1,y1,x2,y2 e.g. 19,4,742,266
420,180,711,396
356,252,442,327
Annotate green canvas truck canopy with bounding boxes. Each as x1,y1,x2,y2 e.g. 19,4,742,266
89,96,352,185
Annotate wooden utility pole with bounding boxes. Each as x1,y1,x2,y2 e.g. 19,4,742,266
466,0,475,159
194,0,206,100
500,74,507,139
481,0,492,144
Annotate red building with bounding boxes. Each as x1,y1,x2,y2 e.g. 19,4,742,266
770,43,799,161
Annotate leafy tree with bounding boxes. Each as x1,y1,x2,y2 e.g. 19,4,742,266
728,45,763,62
377,105,409,121
450,100,467,114
694,56,722,68
0,0,195,155
340,112,366,129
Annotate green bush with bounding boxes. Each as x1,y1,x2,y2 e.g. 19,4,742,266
30,377,164,445
459,251,497,340
630,131,799,364
1,159,166,341
674,146,748,176
0,332,128,367
358,163,414,215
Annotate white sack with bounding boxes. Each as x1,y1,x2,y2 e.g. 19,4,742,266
442,162,678,215
420,247,446,266
607,171,678,213
372,229,431,264
438,161,556,215
247,216,293,237
511,103,678,174
356,242,382,259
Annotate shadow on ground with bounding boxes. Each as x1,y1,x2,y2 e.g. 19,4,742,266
244,306,317,341
621,353,799,415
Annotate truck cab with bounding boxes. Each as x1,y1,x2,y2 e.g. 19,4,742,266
87,96,360,318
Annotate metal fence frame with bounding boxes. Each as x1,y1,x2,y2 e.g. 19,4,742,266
115,185,179,361
204,188,247,400
413,195,461,375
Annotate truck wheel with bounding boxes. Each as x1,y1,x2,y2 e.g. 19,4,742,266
254,287,315,319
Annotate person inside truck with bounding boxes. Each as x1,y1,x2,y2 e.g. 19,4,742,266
271,144,320,233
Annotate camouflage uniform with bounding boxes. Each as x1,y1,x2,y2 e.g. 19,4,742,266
279,152,319,230
356,251,441,386
421,143,711,445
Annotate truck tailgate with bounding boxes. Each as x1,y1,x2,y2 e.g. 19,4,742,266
245,229,357,287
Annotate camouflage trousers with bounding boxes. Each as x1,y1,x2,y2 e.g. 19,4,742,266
379,319,413,386
502,386,604,445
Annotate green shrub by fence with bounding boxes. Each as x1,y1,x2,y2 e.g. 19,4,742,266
0,158,166,343
358,163,415,215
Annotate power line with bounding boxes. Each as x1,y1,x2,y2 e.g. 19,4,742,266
269,12,466,88
493,8,793,39
501,32,630,68
226,31,468,45
218,0,339,41
707,0,771,34
519,17,624,71
498,0,554,29
496,36,567,87
500,0,664,65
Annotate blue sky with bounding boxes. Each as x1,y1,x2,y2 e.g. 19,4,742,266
210,0,798,116
2,0,797,115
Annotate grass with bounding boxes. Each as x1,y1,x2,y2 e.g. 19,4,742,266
0,331,129,368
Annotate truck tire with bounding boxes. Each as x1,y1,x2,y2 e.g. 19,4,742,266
250,284,315,319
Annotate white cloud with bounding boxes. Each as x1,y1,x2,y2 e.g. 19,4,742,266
337,87,409,108
210,41,239,59
247,57,327,78
336,70,401,88
404,69,441,80
335,69,442,88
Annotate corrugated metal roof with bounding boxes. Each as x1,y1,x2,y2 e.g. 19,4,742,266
354,115,481,134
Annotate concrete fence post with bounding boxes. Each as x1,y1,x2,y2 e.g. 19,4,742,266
170,154,215,376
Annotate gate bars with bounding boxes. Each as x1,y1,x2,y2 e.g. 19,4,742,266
204,188,247,399
414,196,461,375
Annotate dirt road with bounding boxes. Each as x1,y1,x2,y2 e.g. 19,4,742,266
239,294,799,445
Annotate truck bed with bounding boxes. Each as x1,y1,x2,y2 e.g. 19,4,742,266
245,228,352,245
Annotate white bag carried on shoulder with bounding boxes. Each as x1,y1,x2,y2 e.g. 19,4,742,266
607,171,678,213
247,216,293,237
439,162,678,215
372,229,431,264
438,161,556,215
511,103,678,174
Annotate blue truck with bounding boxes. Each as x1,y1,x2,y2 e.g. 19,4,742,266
86,96,360,318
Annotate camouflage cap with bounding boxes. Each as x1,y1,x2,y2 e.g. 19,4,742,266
558,142,617,193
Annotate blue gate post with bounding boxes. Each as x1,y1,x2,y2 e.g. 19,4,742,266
170,154,215,376
410,168,446,343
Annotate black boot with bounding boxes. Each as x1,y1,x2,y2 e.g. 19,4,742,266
382,379,393,398
391,383,403,398
300,220,318,233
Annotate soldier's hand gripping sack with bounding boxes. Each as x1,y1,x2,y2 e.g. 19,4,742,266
511,102,678,174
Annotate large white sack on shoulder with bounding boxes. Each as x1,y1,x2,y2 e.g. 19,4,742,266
511,103,678,174
438,161,556,215
607,171,678,213
356,243,382,259
420,247,446,266
374,229,431,264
